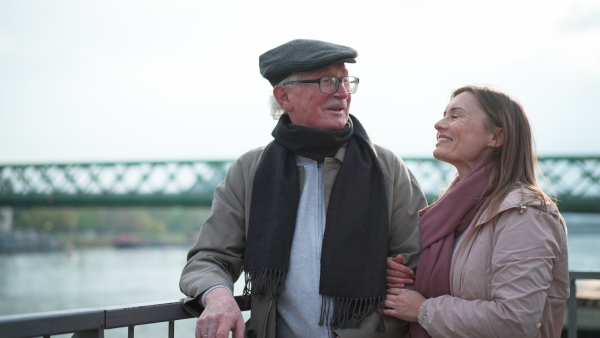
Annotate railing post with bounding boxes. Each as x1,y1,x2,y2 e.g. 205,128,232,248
568,277,578,338
169,321,175,338
128,325,135,338
71,329,104,338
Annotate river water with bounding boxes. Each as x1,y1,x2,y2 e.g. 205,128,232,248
0,213,599,338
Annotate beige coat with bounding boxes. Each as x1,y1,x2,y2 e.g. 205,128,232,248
418,188,569,338
180,144,427,338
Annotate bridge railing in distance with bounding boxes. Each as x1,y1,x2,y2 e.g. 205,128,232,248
1,156,599,212
0,160,232,207
0,271,597,338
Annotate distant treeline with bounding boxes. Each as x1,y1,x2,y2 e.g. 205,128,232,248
11,206,212,235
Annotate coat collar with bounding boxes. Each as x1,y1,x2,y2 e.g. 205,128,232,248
475,186,562,227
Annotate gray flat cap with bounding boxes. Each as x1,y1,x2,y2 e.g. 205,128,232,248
259,39,358,87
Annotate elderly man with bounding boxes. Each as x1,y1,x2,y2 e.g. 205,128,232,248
179,39,426,338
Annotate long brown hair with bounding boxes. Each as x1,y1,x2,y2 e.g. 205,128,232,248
450,85,557,216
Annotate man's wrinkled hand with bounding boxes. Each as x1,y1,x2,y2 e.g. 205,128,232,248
196,288,245,338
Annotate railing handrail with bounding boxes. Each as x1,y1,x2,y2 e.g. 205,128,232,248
0,297,250,338
0,271,598,338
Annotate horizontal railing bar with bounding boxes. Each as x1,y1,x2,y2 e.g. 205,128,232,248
104,300,194,329
0,308,105,338
0,297,250,338
569,271,600,280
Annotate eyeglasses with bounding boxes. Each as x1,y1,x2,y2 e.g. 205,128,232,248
283,76,359,94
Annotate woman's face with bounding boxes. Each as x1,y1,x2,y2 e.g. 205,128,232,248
433,91,497,179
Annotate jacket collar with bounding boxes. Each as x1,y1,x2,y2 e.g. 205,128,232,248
332,142,348,162
475,186,562,227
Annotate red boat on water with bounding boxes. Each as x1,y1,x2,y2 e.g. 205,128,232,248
112,232,195,248
112,232,156,248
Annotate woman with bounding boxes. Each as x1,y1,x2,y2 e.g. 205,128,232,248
384,85,569,337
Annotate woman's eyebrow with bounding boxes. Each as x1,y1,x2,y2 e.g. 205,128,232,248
450,106,466,111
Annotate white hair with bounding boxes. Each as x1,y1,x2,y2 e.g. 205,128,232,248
269,74,300,119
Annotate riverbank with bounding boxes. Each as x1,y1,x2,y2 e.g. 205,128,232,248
0,230,196,253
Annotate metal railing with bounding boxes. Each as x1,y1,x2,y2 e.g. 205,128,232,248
567,271,600,338
0,271,598,338
0,297,250,338
1,156,599,212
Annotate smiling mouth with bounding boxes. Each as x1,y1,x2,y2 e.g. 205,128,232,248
437,137,452,142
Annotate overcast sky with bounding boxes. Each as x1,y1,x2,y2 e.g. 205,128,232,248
1,0,598,164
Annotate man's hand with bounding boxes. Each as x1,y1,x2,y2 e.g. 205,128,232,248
196,288,245,338
386,255,415,289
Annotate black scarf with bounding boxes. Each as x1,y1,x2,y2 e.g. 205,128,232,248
244,114,389,330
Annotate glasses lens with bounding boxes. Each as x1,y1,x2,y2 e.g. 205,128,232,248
318,77,338,94
343,77,359,94
318,77,358,94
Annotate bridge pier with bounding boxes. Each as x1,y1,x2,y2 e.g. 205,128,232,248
0,207,12,233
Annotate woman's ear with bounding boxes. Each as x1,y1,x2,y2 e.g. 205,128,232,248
492,128,504,147
273,85,292,112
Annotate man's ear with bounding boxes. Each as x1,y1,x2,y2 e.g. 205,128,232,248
273,85,292,112
492,128,504,147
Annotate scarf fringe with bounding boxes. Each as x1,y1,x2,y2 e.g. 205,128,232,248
243,270,287,301
319,296,385,331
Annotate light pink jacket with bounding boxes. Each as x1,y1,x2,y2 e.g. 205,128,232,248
418,188,569,338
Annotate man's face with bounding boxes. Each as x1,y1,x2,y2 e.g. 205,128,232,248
277,63,351,130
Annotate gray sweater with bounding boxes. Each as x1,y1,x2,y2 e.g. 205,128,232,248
276,156,332,337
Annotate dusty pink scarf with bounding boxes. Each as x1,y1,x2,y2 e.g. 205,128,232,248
411,157,493,338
